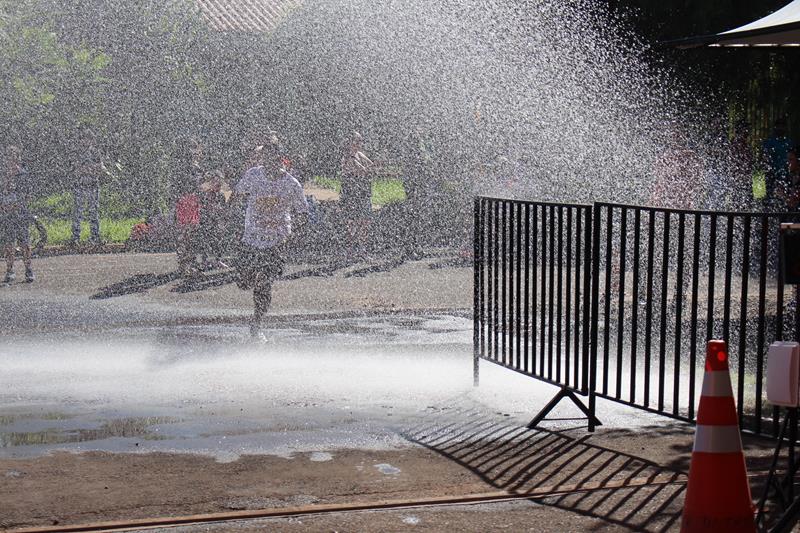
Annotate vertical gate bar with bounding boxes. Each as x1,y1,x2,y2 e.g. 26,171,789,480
644,209,656,408
722,215,735,344
557,206,564,383
479,198,487,356
531,205,539,376
706,215,717,342
564,206,577,386
492,201,500,361
673,213,686,416
506,202,516,368
776,215,786,438
615,208,628,400
574,208,583,389
486,201,494,360
566,208,573,388
755,216,769,435
582,206,592,393
777,215,786,341
658,212,671,413
602,205,613,395
473,198,481,385
630,209,642,403
588,204,601,429
507,203,515,368
540,205,547,375
548,205,555,379
722,215,735,423
516,202,523,370
501,201,508,365
737,216,751,428
688,213,701,421
524,203,531,374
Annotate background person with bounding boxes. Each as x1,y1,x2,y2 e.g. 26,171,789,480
778,146,800,211
340,131,375,258
71,130,103,246
198,169,233,269
234,136,308,338
761,118,794,210
650,126,705,209
2,145,35,283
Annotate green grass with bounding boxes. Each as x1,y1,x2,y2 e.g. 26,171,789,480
752,170,766,200
312,176,407,206
29,188,140,219
38,218,143,244
372,178,406,205
313,175,341,193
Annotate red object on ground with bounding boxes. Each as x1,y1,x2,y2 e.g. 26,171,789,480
176,194,200,226
681,340,755,532
129,222,150,241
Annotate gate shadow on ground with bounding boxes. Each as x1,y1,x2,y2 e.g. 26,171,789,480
90,254,427,299
403,402,687,532
91,271,182,299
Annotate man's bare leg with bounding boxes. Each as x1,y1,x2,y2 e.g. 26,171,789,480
21,244,33,281
4,244,14,280
250,274,273,337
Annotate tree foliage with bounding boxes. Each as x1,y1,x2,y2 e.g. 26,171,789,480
0,0,222,213
609,0,800,144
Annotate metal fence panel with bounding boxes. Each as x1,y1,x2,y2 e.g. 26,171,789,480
474,197,593,395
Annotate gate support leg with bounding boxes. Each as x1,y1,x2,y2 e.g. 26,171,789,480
527,387,602,431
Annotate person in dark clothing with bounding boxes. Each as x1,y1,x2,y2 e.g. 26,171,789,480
340,132,375,258
761,118,794,210
401,129,438,258
71,131,103,245
197,169,232,268
2,145,35,283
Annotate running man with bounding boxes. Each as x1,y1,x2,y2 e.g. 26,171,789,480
235,135,308,337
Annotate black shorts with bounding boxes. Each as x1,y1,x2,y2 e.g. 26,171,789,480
236,244,285,290
0,212,31,246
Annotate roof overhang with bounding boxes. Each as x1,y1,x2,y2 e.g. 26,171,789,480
196,0,301,33
665,0,800,48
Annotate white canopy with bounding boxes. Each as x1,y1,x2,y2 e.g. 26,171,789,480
668,1,800,48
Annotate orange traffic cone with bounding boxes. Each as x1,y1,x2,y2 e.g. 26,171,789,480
681,340,755,532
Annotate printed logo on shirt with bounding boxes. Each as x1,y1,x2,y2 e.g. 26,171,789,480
253,196,282,230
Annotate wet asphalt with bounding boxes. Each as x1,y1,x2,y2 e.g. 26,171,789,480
0,252,669,462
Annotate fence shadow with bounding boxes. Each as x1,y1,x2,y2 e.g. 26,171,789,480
91,271,182,299
171,270,239,293
91,251,465,299
403,401,687,532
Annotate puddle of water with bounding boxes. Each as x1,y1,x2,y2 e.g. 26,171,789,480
309,451,333,462
402,515,421,525
0,413,74,426
0,417,177,447
374,463,401,475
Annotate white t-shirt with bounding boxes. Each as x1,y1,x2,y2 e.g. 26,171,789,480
235,166,309,249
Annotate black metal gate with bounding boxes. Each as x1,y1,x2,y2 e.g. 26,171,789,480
474,196,800,437
473,197,599,428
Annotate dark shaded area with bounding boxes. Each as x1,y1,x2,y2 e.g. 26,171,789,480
344,257,406,278
91,271,182,299
610,0,800,143
404,404,688,532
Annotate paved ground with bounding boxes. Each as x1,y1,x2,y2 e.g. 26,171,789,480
0,252,783,531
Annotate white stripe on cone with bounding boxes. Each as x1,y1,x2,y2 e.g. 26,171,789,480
700,371,734,398
693,425,743,454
